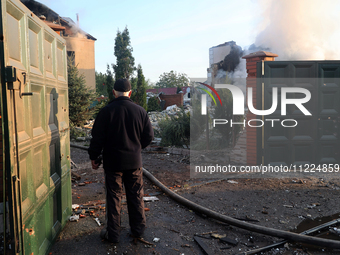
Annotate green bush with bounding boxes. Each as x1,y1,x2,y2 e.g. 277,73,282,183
158,109,190,147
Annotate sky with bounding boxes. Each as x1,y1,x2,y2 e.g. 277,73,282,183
35,0,340,83
36,0,261,83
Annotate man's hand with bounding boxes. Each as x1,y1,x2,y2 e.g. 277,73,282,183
91,160,100,170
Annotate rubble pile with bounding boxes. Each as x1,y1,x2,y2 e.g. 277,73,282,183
148,104,191,131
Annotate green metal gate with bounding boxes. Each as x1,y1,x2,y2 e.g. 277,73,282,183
0,0,71,254
257,61,340,165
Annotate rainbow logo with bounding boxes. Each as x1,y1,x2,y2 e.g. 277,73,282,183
196,82,222,106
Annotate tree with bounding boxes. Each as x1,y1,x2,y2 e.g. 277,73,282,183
106,64,115,101
147,97,161,112
68,60,96,127
156,70,189,88
145,78,155,89
95,71,108,97
132,65,147,111
113,27,135,80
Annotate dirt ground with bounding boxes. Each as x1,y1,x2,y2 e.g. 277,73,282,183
49,146,340,255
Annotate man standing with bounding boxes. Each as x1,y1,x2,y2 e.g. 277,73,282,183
88,78,154,243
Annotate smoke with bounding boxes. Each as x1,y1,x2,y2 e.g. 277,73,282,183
255,0,340,60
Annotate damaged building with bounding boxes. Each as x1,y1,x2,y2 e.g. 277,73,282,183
207,41,243,85
21,0,97,90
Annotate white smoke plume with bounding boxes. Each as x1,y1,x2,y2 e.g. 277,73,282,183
255,0,340,60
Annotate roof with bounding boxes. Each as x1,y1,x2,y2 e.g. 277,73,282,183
242,51,278,59
43,20,66,31
60,17,97,41
146,87,190,95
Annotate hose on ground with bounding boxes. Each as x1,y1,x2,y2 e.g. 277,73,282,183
142,168,340,249
70,144,340,249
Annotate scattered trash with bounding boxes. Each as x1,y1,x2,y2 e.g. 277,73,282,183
330,227,340,236
194,234,211,239
220,246,232,250
181,244,191,248
227,180,238,184
94,218,101,226
70,160,78,169
211,233,226,239
283,205,294,208
71,172,81,180
144,208,150,211
219,237,238,246
279,220,288,224
78,183,86,186
153,237,160,242
262,209,269,214
200,231,217,235
143,196,159,202
69,215,79,222
72,204,80,210
308,203,321,209
194,236,214,255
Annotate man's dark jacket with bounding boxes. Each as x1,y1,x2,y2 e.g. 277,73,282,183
88,96,154,170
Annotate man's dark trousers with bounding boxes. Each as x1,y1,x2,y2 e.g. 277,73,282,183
105,167,146,241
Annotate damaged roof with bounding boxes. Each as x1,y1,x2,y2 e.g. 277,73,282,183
60,17,96,41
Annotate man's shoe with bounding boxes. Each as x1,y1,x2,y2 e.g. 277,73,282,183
100,228,119,243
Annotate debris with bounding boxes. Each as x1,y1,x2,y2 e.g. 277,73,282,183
94,218,101,226
143,196,159,202
227,180,238,184
201,231,217,235
79,214,86,218
194,234,211,239
211,233,226,239
144,208,150,211
219,237,238,246
153,237,160,242
72,204,80,210
283,205,294,208
169,229,180,233
242,218,340,255
330,227,340,236
71,172,81,180
279,220,288,224
194,236,215,255
70,160,78,169
181,244,191,248
220,246,232,250
69,215,79,222
78,183,86,186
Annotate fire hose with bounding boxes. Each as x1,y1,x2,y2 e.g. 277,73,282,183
71,143,340,249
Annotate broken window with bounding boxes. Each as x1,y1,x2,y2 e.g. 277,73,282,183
67,51,75,66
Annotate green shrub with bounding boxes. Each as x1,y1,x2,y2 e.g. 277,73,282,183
158,109,190,147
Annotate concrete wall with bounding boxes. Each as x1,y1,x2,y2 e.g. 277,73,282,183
65,37,96,91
